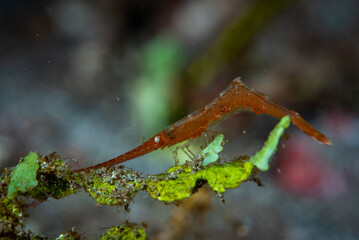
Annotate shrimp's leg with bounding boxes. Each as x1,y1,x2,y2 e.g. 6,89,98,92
203,130,221,145
181,141,196,160
172,140,197,165
203,132,209,145
172,147,179,166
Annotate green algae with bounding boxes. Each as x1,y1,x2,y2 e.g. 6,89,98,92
250,115,290,171
100,224,146,240
7,152,39,200
201,134,224,166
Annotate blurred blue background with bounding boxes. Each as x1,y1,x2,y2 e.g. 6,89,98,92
0,0,358,239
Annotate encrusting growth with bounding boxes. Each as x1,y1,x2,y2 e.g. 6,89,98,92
75,77,331,172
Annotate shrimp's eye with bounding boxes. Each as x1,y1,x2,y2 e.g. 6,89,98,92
220,105,226,113
154,136,160,143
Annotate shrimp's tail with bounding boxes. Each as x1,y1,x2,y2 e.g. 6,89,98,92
231,78,330,145
262,100,331,145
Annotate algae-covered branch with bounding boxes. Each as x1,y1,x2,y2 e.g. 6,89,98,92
0,117,290,239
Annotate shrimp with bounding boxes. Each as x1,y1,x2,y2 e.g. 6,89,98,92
75,77,330,172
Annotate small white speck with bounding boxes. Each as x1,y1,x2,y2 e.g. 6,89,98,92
116,96,120,101
47,60,51,64
242,130,246,134
35,33,39,37
277,168,282,174
233,77,241,83
154,136,160,143
111,171,117,179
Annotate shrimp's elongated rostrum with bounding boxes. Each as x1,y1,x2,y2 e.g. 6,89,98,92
75,77,330,172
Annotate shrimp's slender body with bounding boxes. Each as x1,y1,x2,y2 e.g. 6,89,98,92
75,77,330,172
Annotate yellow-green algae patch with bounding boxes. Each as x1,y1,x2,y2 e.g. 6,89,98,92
166,164,192,174
100,224,146,240
146,166,198,202
7,152,39,200
197,161,254,193
146,160,253,202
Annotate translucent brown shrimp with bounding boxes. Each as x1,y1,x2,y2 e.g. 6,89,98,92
75,77,330,172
